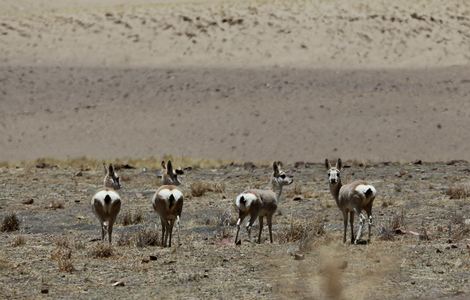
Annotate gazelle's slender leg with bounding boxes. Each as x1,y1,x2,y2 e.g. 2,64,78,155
246,214,257,242
267,214,274,243
101,224,105,241
108,223,113,244
161,218,166,247
168,220,174,247
365,204,373,242
355,211,366,244
349,211,355,244
235,215,246,244
176,215,181,247
342,211,348,243
258,216,264,244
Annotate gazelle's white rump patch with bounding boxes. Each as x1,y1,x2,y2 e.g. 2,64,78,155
235,193,257,210
355,184,377,197
156,188,183,202
92,190,121,205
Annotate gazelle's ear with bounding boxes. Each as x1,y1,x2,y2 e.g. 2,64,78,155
167,160,174,174
103,162,108,174
161,160,166,170
273,161,280,176
108,164,114,174
277,161,283,169
336,158,342,170
325,159,331,170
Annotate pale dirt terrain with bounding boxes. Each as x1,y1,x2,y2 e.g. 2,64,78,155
1,0,470,162
0,161,469,299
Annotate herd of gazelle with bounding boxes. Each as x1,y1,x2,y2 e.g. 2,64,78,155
91,158,377,246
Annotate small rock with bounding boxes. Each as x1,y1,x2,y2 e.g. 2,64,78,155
22,199,34,205
292,195,303,201
436,248,443,253
41,288,49,294
112,281,125,287
464,219,470,225
149,255,158,261
142,258,150,264
413,160,422,165
74,171,83,177
243,162,256,170
294,253,304,260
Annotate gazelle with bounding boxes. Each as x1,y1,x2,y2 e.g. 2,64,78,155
325,158,377,244
234,161,293,244
151,160,184,247
91,163,122,244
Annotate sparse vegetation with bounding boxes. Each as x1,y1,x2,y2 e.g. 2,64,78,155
1,213,20,232
446,182,470,199
11,235,26,247
90,243,114,258
135,228,160,248
278,217,326,250
119,210,144,226
51,238,74,273
48,200,65,210
190,181,225,197
378,210,406,241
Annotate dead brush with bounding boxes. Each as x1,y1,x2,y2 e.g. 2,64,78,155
11,235,26,247
135,228,160,247
446,182,470,199
51,238,74,273
1,213,21,232
278,217,326,250
190,181,225,197
117,232,134,247
90,243,114,258
378,210,406,241
119,210,144,226
48,200,65,210
286,183,303,199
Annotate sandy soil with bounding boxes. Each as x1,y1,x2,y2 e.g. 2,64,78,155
0,161,469,299
1,0,470,162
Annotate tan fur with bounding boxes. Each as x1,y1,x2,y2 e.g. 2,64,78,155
151,160,184,247
326,159,376,244
92,164,121,244
234,161,293,244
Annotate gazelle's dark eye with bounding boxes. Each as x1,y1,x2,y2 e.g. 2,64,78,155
280,174,286,179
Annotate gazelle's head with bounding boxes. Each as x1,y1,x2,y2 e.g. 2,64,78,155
103,163,121,190
161,160,184,186
325,158,342,185
271,161,294,188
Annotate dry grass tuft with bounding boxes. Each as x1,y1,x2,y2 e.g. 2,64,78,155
117,232,134,247
90,243,114,258
51,238,74,273
446,182,470,199
119,210,144,226
1,213,20,232
11,235,26,247
48,200,65,210
278,217,326,251
135,228,161,248
190,181,225,197
378,210,406,241
286,183,303,199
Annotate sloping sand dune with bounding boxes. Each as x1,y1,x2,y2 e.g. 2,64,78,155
1,0,470,162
